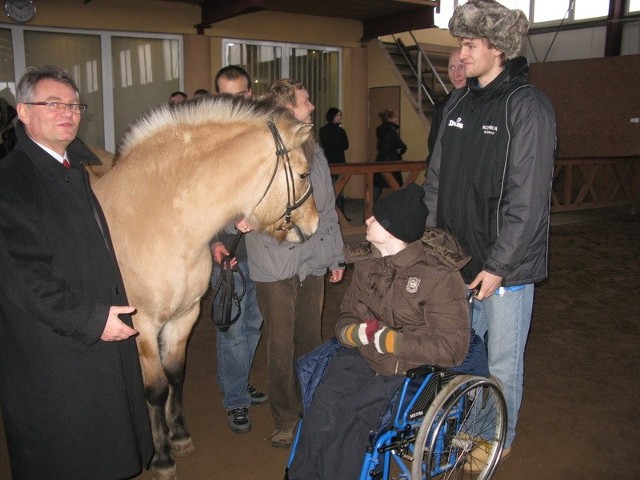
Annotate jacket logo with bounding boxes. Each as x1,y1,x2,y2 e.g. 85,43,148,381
448,117,463,129
482,124,498,135
406,277,420,293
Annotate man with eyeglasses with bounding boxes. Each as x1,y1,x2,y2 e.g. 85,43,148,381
0,66,153,479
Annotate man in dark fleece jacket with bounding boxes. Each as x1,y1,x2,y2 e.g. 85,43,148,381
423,0,556,471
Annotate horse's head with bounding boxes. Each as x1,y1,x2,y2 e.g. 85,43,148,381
249,109,319,242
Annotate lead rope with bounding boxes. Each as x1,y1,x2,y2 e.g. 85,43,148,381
211,231,246,332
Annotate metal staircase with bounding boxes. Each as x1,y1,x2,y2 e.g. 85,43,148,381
378,32,456,129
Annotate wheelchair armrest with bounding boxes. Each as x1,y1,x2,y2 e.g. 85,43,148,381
405,364,441,379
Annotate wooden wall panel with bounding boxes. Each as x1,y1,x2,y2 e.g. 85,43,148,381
529,55,640,158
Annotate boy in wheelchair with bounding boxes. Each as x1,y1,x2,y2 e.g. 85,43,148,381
287,184,473,479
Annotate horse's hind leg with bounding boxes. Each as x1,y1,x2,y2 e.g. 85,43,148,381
136,319,177,480
159,309,200,457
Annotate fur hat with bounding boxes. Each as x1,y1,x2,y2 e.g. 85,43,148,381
373,184,428,244
448,0,529,59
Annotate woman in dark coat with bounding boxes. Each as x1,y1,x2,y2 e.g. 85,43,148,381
374,109,407,203
318,107,349,165
319,107,349,215
0,67,152,480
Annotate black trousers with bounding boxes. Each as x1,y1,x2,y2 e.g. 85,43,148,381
288,349,404,480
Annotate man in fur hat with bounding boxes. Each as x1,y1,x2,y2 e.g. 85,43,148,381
423,0,557,471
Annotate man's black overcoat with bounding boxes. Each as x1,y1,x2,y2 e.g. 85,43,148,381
0,124,153,479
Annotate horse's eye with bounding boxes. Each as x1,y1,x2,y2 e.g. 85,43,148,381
300,172,310,180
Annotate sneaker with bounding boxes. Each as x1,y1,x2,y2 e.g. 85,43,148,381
270,428,294,449
463,441,511,473
227,407,251,434
247,383,269,405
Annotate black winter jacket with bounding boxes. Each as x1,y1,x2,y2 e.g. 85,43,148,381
318,122,349,164
375,121,406,188
424,57,556,285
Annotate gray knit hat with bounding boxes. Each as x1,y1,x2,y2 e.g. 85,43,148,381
448,0,529,59
373,184,428,244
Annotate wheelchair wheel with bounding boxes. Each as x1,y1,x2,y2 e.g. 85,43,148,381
410,375,507,480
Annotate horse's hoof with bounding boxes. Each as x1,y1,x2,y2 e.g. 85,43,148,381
151,464,177,480
171,436,196,458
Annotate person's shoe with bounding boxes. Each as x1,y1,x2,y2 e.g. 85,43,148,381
248,383,269,405
463,441,511,473
227,407,251,434
270,428,294,449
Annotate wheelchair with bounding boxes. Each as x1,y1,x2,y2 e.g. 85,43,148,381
286,338,507,480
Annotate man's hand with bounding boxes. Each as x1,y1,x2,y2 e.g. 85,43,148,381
210,241,236,265
101,306,137,342
468,271,503,300
328,268,344,283
235,217,254,234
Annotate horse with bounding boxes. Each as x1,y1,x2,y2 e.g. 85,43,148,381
92,94,319,479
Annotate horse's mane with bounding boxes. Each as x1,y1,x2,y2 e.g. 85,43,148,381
117,94,283,158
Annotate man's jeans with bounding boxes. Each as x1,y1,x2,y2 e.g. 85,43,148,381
470,284,534,448
255,275,324,431
212,260,263,410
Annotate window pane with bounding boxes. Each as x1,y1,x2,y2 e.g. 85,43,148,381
533,0,571,23
225,43,282,96
0,28,16,105
628,0,640,13
499,0,530,18
289,48,340,135
24,30,104,148
574,0,609,20
111,36,180,146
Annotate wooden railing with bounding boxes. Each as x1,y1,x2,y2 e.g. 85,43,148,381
551,156,639,212
330,156,639,235
330,161,426,235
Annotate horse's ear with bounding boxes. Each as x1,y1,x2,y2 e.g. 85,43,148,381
292,122,314,147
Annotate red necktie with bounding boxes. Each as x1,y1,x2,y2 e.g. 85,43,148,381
62,158,70,168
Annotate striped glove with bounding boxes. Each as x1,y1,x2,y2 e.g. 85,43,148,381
373,327,397,354
339,319,380,346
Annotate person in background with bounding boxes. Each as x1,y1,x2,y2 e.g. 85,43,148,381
427,48,466,162
318,107,349,219
193,88,211,97
0,97,17,159
245,79,345,449
374,109,406,203
0,65,153,479
423,0,556,471
215,65,253,96
287,185,470,480
169,90,187,104
209,65,268,435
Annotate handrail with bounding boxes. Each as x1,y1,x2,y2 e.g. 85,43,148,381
390,34,435,106
409,31,449,96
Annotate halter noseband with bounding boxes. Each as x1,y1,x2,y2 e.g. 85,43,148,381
256,120,313,241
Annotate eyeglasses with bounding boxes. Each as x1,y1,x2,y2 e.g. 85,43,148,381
24,101,88,114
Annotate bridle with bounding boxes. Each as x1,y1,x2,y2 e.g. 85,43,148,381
254,120,314,240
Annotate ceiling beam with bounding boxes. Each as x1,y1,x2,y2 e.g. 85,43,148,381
200,0,267,27
362,8,436,40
